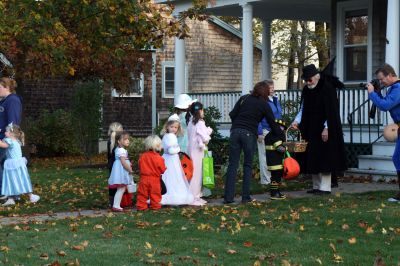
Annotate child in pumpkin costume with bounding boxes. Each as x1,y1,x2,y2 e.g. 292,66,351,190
265,119,287,200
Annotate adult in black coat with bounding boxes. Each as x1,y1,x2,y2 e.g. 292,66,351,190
292,64,346,194
224,81,284,204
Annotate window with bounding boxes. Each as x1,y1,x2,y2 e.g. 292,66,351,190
337,0,372,83
111,73,144,97
162,61,188,98
344,9,368,81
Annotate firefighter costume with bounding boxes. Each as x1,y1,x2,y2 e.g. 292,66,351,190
265,119,287,200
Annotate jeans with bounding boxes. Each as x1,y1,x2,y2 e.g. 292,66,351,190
224,128,257,202
0,148,5,194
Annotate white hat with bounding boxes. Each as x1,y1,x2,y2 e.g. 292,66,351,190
167,113,180,122
174,94,197,109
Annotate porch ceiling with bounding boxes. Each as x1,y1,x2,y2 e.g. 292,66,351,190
156,0,331,22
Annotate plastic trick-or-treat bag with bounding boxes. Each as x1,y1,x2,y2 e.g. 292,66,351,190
202,149,215,189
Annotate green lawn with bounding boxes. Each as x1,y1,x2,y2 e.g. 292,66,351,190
0,191,399,265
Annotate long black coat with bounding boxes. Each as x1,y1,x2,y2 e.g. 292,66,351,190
299,77,346,174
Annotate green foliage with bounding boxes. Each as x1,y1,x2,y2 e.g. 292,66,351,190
71,80,103,159
126,136,145,172
25,109,80,157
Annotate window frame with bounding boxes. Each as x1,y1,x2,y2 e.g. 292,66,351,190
336,0,373,84
111,73,144,98
161,61,188,99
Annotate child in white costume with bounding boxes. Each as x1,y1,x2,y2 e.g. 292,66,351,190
187,102,213,206
160,114,194,205
0,124,40,206
108,131,133,212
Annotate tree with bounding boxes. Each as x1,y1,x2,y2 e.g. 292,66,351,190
0,0,209,92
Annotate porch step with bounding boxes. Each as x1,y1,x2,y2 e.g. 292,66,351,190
372,141,395,156
358,154,396,172
345,168,397,182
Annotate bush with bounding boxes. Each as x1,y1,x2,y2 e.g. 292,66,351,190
126,136,145,173
25,109,81,157
71,80,103,160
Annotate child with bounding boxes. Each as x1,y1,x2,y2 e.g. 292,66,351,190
174,93,197,154
160,114,194,206
0,123,40,206
108,131,133,212
136,135,166,210
265,119,287,200
107,122,123,207
187,102,212,206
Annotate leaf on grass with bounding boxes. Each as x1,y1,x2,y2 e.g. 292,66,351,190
333,254,343,263
164,219,172,225
56,250,67,257
299,225,305,231
373,255,386,266
208,250,216,258
49,261,62,266
72,245,84,251
342,224,350,230
358,220,368,229
93,224,104,230
381,228,387,235
145,242,152,249
315,258,322,264
329,243,336,253
366,227,374,234
281,259,292,266
326,219,333,226
14,225,21,231
348,237,357,244
243,241,253,247
253,261,261,266
40,253,49,260
227,249,237,254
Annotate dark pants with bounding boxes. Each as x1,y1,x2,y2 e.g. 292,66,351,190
0,148,6,194
224,128,256,202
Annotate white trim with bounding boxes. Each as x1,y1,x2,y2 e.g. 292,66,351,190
161,61,188,98
336,0,372,84
111,73,144,98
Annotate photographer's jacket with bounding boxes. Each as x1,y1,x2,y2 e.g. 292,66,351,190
299,77,346,174
368,81,400,122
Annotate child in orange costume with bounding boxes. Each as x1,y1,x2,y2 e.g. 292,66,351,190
136,135,167,210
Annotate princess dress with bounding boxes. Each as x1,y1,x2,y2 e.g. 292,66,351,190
161,133,194,205
108,147,131,188
1,138,33,196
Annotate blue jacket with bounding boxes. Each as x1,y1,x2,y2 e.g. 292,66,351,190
0,94,22,139
258,96,282,135
369,81,400,122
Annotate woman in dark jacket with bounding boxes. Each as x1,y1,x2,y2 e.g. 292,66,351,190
223,81,284,204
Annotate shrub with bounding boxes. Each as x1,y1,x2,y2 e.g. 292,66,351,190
126,136,145,173
25,109,81,157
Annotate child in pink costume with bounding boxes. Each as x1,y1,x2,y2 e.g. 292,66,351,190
187,102,212,206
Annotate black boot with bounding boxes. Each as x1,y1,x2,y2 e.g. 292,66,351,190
270,181,286,200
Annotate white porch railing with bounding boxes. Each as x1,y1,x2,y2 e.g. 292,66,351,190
188,88,389,126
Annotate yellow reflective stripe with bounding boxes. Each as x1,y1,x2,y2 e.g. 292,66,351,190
265,145,274,150
267,165,283,170
273,141,283,148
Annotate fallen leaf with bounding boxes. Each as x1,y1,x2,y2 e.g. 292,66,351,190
243,241,253,247
329,243,336,253
348,237,357,244
0,246,10,252
40,253,49,260
208,250,216,258
342,224,349,230
145,242,152,249
326,219,333,226
281,259,291,266
49,261,62,266
56,250,67,257
93,224,104,230
333,254,343,263
72,245,84,251
253,261,261,266
164,220,172,225
315,258,322,264
373,255,386,266
227,249,237,254
366,227,374,234
299,225,305,231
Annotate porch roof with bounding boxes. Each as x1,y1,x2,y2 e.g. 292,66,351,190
155,0,331,22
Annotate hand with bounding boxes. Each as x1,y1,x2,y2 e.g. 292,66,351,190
276,145,286,153
321,128,328,142
257,135,264,143
291,122,299,130
366,83,375,93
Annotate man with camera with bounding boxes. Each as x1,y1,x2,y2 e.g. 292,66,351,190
367,63,400,202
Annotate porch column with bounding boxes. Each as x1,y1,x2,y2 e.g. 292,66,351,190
151,51,157,130
385,0,399,74
261,20,272,80
241,3,253,95
174,37,186,99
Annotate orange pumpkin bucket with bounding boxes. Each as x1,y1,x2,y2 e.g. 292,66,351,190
283,151,300,180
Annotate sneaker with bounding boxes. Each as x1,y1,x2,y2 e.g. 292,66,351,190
0,195,7,200
270,191,286,200
2,198,15,206
306,189,320,194
222,199,235,204
388,192,400,202
314,190,331,195
111,207,124,212
29,194,40,203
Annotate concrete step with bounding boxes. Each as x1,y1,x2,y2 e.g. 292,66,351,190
358,155,396,172
372,141,395,156
345,168,397,182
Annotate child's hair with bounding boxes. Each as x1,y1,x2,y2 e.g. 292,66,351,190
161,119,183,136
108,122,123,153
189,102,204,125
5,124,25,146
116,131,130,146
143,135,162,152
0,77,17,93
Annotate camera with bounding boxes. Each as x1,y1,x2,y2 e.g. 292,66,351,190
360,78,381,92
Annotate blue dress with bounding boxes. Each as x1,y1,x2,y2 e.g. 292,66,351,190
108,147,131,187
1,138,33,196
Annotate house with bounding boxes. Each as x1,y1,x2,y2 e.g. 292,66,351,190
154,0,399,180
